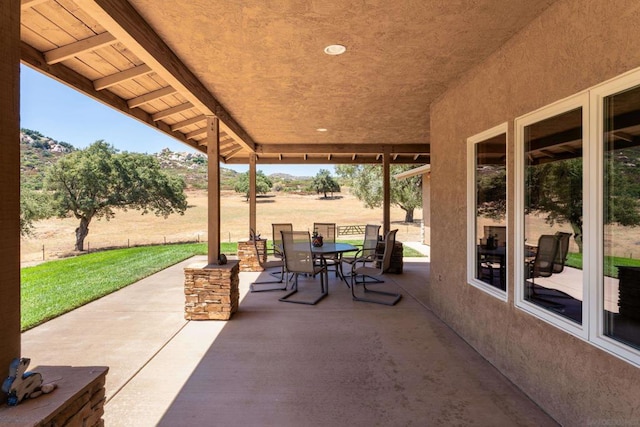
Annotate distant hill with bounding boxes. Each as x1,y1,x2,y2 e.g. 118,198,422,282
19,129,314,192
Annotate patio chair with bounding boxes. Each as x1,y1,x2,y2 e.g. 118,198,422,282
350,229,402,306
313,222,339,275
249,230,287,293
279,230,328,305
341,224,381,285
272,223,292,259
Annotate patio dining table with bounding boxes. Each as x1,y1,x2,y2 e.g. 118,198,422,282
311,242,358,284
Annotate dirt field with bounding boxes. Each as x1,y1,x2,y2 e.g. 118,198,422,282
21,189,424,264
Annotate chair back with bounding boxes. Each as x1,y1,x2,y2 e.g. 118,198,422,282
313,223,336,243
381,229,398,273
362,224,381,258
553,232,571,273
281,230,314,274
272,223,292,255
533,234,558,278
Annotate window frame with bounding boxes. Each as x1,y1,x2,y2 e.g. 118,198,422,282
514,92,590,339
589,69,640,366
466,122,508,301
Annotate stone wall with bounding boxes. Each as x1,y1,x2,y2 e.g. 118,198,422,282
0,365,108,427
237,239,267,272
184,261,240,320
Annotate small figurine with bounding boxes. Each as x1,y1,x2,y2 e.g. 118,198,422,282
2,358,55,406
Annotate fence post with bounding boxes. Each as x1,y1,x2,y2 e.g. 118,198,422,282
42,244,45,261
128,239,130,248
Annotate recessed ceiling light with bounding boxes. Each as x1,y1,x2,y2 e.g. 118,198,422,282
324,44,346,56
316,128,328,132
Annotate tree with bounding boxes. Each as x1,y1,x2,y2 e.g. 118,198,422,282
44,141,188,251
20,188,51,236
523,155,640,253
233,170,273,201
312,169,340,198
335,164,422,222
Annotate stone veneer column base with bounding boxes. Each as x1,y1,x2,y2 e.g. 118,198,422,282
0,365,108,426
237,239,267,272
184,260,240,320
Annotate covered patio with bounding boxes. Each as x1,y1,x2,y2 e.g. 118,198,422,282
4,1,640,425
21,256,555,426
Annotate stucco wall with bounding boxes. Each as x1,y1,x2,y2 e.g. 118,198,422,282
0,0,22,403
430,0,640,425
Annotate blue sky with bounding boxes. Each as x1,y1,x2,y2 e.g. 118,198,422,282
20,65,329,177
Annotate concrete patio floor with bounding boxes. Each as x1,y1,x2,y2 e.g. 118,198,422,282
21,255,557,426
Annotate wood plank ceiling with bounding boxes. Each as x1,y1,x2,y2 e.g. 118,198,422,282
19,0,558,165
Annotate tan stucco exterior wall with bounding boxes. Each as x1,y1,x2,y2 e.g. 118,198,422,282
429,0,640,425
0,0,22,401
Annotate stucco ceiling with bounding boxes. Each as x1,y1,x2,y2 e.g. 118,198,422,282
20,0,559,164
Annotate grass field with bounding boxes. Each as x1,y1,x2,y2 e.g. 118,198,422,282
20,244,208,330
21,189,424,264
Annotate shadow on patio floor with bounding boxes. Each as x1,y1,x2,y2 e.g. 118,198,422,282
22,257,557,426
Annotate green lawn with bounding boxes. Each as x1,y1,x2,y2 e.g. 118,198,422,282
565,252,640,278
21,240,424,331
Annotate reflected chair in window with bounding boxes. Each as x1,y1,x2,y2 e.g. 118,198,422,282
526,234,564,308
272,223,292,259
279,230,328,305
249,230,287,293
341,224,381,285
552,232,572,274
350,229,402,306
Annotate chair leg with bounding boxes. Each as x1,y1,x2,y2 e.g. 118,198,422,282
250,267,288,293
351,273,401,306
279,271,328,305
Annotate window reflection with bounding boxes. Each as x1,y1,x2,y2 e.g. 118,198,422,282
603,85,640,350
523,108,583,324
475,134,507,290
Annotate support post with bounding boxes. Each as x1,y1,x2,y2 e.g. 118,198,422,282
207,116,221,265
249,153,257,236
0,0,22,404
383,149,391,236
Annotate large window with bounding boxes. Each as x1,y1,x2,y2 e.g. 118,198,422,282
467,124,507,299
522,106,584,326
516,93,589,338
515,68,640,367
600,82,640,353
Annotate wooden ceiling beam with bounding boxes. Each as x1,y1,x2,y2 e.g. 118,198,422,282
185,127,206,140
45,32,117,65
127,86,176,108
74,0,256,152
224,155,428,165
170,115,207,132
21,41,205,154
21,0,50,9
151,102,193,121
222,146,244,161
94,64,152,90
255,143,428,154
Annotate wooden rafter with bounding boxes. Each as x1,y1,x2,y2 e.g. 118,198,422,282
170,115,207,132
93,64,152,90
255,143,427,154
21,0,49,9
21,41,204,154
74,0,256,152
127,86,176,108
185,127,206,140
45,33,117,65
151,102,193,121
